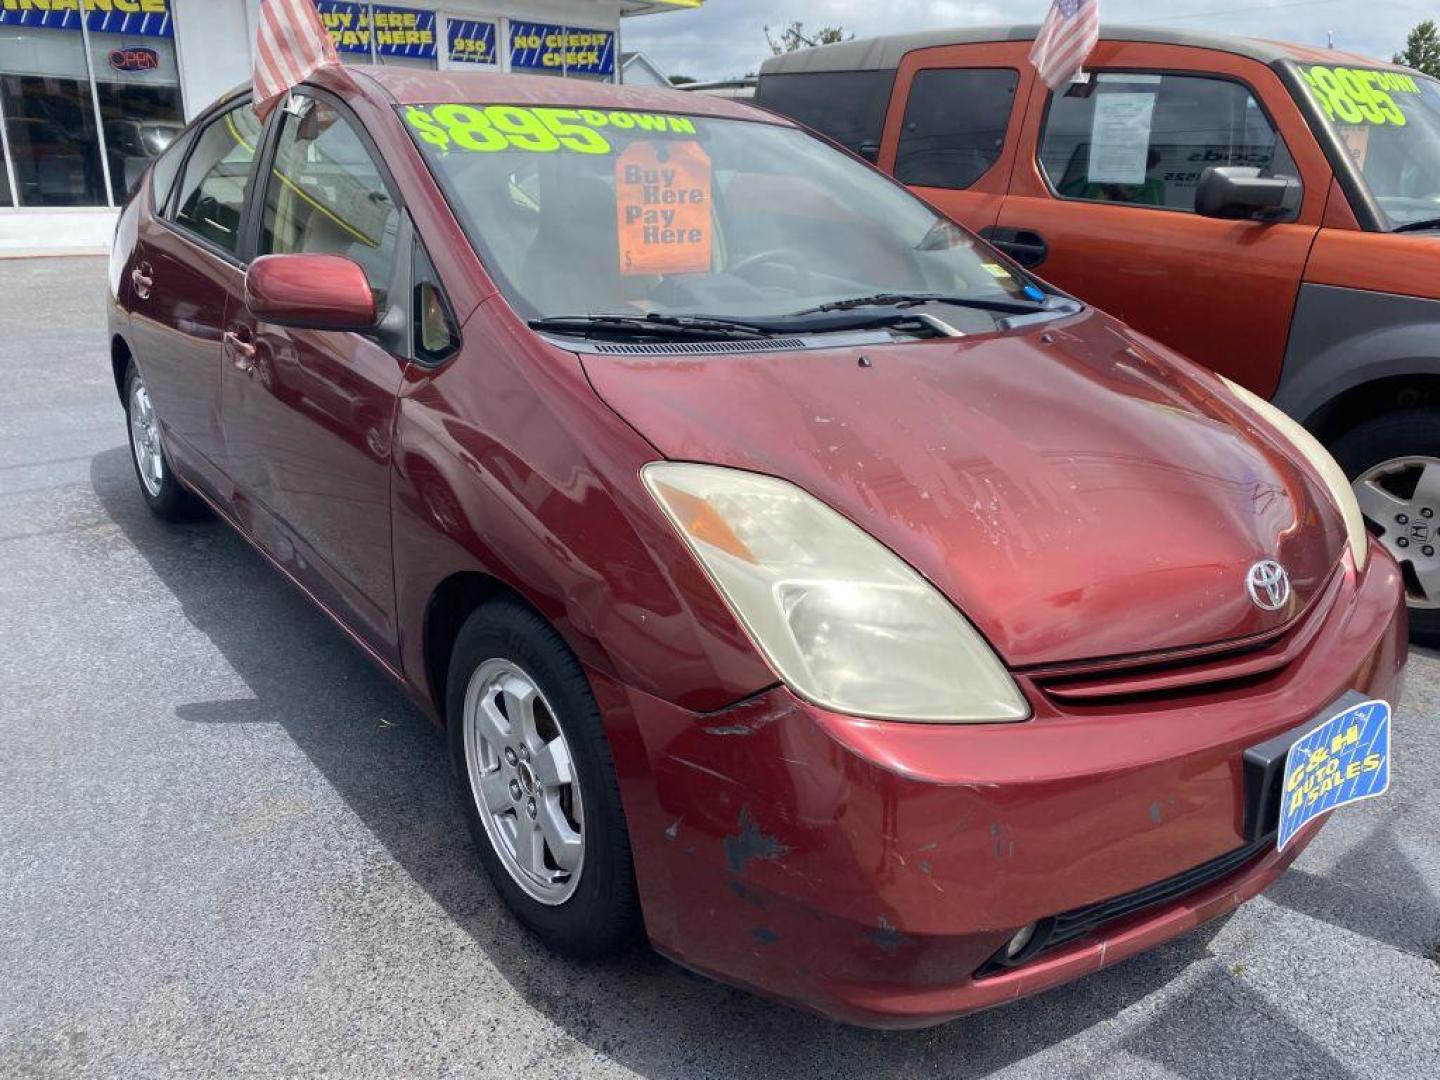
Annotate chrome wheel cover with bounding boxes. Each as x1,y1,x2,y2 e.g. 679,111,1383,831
462,658,585,905
128,377,165,498
1353,455,1440,610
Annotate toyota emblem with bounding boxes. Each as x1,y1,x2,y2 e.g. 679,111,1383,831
1246,560,1291,612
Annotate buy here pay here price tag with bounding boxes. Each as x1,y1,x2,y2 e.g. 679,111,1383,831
616,142,711,275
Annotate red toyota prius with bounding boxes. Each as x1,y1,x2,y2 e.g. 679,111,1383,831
108,67,1407,1028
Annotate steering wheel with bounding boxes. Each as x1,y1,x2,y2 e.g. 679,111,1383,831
727,248,800,279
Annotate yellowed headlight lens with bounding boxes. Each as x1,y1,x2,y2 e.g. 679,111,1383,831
643,462,1030,724
1221,377,1369,572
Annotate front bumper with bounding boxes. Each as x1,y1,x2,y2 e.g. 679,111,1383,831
592,549,1408,1028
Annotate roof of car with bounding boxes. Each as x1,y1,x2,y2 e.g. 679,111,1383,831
338,65,781,123
758,24,1414,75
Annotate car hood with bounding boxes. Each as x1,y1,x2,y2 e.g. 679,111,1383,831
579,311,1347,667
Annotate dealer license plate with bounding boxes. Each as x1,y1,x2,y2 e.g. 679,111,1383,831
1277,698,1392,851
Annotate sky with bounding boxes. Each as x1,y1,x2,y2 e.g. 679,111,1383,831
621,0,1437,82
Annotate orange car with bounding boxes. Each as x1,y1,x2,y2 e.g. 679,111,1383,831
759,25,1440,640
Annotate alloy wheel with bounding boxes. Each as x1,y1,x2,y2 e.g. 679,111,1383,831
1352,455,1440,609
128,377,165,498
462,658,585,905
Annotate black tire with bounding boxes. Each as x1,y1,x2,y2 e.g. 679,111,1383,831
446,600,642,957
122,363,206,523
1330,409,1440,644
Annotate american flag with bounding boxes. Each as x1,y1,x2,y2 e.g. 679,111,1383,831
1029,0,1101,90
253,0,339,119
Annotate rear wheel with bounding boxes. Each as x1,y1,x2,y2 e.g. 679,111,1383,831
1332,410,1440,644
447,601,641,956
123,364,204,522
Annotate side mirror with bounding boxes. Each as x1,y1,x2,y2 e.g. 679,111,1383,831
1195,166,1301,222
244,253,377,332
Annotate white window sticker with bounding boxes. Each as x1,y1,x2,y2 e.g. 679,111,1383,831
1097,72,1163,85
1087,92,1157,185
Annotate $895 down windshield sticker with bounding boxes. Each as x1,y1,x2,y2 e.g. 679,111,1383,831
1301,66,1420,126
1277,698,1391,851
404,104,697,154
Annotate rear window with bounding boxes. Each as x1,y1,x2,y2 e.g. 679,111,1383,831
895,68,1020,190
754,70,896,154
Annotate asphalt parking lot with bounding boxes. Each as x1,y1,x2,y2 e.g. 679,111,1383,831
1,255,1437,1079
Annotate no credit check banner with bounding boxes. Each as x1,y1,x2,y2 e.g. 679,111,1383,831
510,21,615,77
1277,698,1391,851
0,0,173,37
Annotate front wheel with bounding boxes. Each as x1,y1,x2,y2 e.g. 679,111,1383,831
1332,410,1440,644
123,364,204,522
447,601,641,957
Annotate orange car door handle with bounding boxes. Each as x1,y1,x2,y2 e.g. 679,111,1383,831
980,227,1049,269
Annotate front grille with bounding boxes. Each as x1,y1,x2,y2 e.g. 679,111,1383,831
1028,563,1343,708
975,837,1271,978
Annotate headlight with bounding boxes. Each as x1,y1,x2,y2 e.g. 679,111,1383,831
1220,378,1368,571
642,462,1029,723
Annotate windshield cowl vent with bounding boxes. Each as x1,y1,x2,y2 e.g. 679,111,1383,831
584,338,810,356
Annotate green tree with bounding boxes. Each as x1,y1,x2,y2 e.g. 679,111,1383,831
764,21,851,56
668,74,698,85
1394,19,1440,77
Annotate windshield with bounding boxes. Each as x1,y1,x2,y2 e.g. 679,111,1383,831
1293,63,1440,229
401,104,1041,323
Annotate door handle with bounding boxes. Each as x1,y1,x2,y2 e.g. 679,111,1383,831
980,227,1049,269
223,327,257,374
131,262,153,300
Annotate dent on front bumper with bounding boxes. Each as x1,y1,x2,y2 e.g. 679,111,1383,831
591,549,1408,1029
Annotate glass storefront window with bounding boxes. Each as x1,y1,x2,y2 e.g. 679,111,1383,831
379,54,437,69
90,31,184,202
0,112,12,206
0,10,182,208
0,25,106,207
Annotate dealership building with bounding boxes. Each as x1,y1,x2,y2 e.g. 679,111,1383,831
0,0,695,255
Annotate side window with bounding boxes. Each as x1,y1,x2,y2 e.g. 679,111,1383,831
172,103,262,253
412,242,459,364
754,70,897,156
259,97,400,304
1039,73,1299,211
148,126,191,212
895,68,1021,190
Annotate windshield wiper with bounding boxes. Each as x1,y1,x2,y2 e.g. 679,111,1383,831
529,313,776,341
795,292,1058,317
1393,217,1440,233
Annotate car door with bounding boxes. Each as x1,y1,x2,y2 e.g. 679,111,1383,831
877,42,1038,237
126,100,262,502
222,93,407,664
994,43,1331,394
